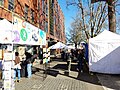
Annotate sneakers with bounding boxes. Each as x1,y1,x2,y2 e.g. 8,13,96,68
14,80,21,83
17,80,20,83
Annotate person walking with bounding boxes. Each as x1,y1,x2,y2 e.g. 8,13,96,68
14,52,21,82
77,49,84,73
61,50,65,61
66,50,72,72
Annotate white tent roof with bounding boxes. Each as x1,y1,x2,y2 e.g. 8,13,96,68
0,19,13,44
89,30,120,74
0,19,13,31
49,42,68,49
90,30,120,42
67,45,75,49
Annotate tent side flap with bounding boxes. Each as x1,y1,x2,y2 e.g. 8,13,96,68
89,30,120,74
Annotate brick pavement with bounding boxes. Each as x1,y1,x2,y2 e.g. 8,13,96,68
15,72,44,90
15,59,104,90
0,59,105,90
97,74,120,90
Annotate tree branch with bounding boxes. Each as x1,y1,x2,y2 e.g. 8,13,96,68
95,14,108,34
95,2,107,34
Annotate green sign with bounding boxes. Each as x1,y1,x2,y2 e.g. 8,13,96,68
20,29,28,41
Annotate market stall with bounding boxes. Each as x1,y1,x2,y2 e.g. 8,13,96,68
89,30,120,74
0,17,47,89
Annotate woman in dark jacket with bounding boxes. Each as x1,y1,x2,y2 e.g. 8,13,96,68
77,49,84,73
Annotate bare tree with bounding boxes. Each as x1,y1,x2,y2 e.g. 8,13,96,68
67,15,86,48
116,16,120,33
115,0,120,33
66,0,108,40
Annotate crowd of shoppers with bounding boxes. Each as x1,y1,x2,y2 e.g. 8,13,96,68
13,47,38,82
61,45,85,73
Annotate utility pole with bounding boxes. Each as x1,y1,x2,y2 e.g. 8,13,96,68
91,0,116,32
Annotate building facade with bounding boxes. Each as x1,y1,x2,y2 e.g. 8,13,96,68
0,0,65,47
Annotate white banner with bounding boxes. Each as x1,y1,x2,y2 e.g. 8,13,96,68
0,19,12,44
13,16,46,45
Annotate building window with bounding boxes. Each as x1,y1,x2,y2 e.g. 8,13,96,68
25,5,29,21
30,9,34,23
0,0,4,6
54,16,56,24
52,0,54,3
45,21,48,32
46,4,48,17
56,6,58,13
52,1,54,9
38,0,40,10
8,0,14,11
42,0,44,12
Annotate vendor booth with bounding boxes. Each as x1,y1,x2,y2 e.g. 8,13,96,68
0,17,47,90
49,42,67,49
89,30,120,74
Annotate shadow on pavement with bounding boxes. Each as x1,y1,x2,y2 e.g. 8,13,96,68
77,72,101,85
97,73,120,90
52,64,78,72
46,69,59,77
52,64,67,70
47,61,102,86
31,59,102,86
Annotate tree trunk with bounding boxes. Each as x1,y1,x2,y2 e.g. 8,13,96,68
108,0,116,32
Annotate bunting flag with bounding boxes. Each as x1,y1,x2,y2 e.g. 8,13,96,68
91,0,106,3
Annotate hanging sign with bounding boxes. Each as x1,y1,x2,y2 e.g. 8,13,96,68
13,15,46,45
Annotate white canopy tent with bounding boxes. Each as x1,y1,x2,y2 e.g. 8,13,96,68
67,46,75,49
49,42,68,49
0,19,13,44
0,19,12,31
89,30,120,74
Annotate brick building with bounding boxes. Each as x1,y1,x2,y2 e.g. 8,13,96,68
0,0,65,47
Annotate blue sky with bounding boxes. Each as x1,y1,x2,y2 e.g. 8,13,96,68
58,0,78,33
58,0,120,34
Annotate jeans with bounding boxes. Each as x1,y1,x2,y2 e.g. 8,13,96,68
27,63,32,78
67,60,71,72
14,68,21,80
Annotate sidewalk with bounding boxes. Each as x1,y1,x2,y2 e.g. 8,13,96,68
15,58,104,90
97,74,120,90
2,58,119,90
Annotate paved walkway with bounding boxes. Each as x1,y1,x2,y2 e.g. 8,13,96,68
15,59,103,90
2,58,120,90
97,74,120,90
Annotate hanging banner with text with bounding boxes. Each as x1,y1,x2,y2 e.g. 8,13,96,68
13,16,46,45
